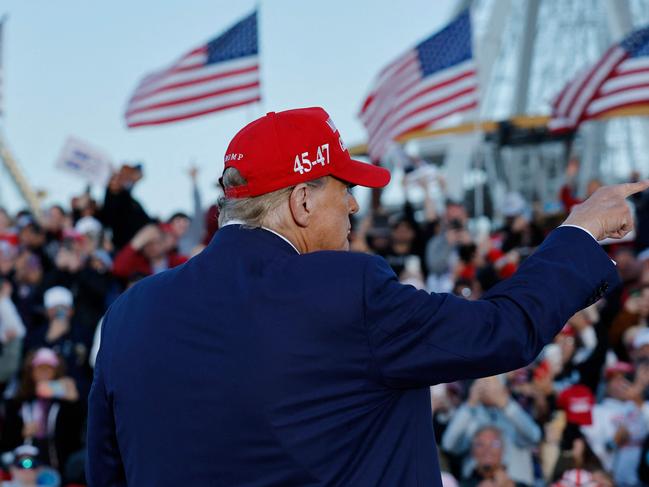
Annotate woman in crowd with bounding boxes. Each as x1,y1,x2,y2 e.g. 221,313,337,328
1,348,82,474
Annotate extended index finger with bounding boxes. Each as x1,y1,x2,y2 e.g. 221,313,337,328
620,180,649,197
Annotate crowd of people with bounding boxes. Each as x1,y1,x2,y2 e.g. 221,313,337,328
0,164,212,486
0,159,648,486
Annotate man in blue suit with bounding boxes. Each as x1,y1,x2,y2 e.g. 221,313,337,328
87,107,646,486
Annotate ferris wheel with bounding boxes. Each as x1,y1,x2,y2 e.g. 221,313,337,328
378,0,649,217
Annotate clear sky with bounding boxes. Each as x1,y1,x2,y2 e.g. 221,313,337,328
0,0,458,216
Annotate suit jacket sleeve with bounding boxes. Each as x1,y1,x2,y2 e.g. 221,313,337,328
86,309,127,487
363,226,620,388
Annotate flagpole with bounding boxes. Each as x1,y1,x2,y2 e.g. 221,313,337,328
244,2,262,123
255,0,264,118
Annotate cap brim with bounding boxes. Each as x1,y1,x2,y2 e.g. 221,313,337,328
332,159,391,188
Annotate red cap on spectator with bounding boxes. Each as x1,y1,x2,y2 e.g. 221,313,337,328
159,223,174,234
486,248,504,263
499,262,517,279
558,324,576,337
557,384,594,426
62,228,85,242
604,361,634,379
0,233,19,247
221,107,391,198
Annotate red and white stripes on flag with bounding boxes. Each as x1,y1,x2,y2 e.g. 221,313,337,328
359,11,478,161
125,11,260,128
125,52,260,128
549,26,649,133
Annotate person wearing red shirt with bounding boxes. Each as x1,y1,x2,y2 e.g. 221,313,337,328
560,159,603,213
112,224,187,280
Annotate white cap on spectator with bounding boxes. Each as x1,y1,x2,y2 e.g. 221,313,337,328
44,286,73,309
501,192,527,217
75,216,102,236
633,327,649,349
13,444,39,458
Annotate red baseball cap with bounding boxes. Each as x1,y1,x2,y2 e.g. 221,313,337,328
604,361,634,379
221,107,391,198
558,324,576,337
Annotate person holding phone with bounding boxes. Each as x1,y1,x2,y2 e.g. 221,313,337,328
1,348,81,474
442,377,540,486
26,287,93,398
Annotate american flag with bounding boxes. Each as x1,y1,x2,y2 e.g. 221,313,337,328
359,10,478,161
125,11,260,128
549,25,649,133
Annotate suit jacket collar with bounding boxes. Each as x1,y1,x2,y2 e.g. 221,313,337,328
208,224,300,257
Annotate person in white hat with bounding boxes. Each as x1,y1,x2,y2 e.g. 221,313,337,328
32,287,92,398
74,216,102,238
43,287,73,312
42,287,74,345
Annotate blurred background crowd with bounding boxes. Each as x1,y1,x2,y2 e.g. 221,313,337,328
4,0,649,484
0,159,649,486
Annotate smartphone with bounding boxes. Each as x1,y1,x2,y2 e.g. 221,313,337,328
48,380,66,398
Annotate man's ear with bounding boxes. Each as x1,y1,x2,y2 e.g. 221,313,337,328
288,184,312,228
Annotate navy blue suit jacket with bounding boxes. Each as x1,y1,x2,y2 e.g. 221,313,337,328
87,225,619,486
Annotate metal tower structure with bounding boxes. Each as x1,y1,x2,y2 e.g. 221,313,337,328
384,0,649,217
0,138,42,218
478,0,649,199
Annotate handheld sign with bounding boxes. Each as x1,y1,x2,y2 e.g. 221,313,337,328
55,136,113,186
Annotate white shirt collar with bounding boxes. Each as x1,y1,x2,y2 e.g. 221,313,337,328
222,219,300,255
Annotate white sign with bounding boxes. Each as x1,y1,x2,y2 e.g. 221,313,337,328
55,136,113,186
